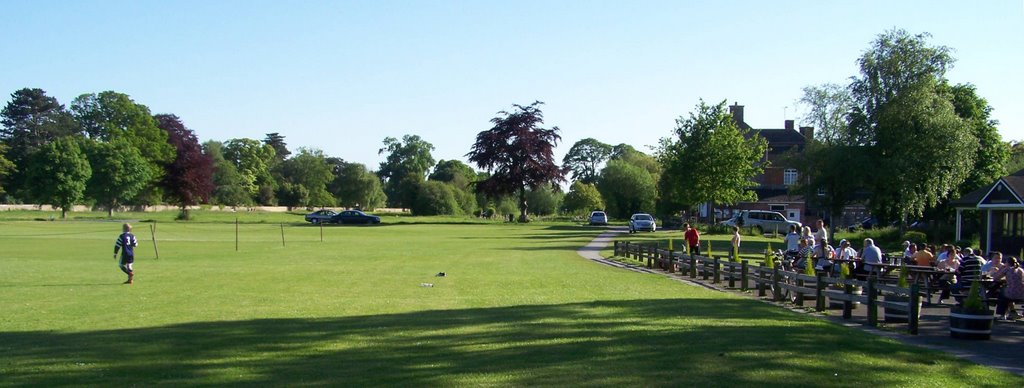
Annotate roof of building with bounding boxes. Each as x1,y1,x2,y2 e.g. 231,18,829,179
753,128,807,154
951,168,1024,208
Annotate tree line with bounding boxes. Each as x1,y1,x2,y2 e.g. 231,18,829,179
1,29,1019,224
0,92,574,220
792,29,1016,226
554,29,1021,226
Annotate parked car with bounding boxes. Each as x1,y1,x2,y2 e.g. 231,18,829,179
846,216,900,231
629,213,657,233
331,210,381,225
589,211,609,226
305,209,337,225
847,217,877,231
720,210,800,234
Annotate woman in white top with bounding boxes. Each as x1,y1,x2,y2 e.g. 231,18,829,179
813,219,829,246
836,239,858,275
800,226,814,247
936,246,961,304
731,226,741,259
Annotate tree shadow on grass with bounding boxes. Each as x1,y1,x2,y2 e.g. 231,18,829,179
0,283,119,288
2,299,1008,387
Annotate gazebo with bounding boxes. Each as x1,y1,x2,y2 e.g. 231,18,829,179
950,168,1024,255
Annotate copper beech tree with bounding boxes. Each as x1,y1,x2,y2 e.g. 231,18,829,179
156,114,214,219
467,101,564,222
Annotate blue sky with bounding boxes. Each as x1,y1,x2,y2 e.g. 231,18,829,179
2,1,1022,171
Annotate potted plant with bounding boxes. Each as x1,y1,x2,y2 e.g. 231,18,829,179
949,279,995,340
884,262,919,323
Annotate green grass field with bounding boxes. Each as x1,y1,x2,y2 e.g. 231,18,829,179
1,218,1021,386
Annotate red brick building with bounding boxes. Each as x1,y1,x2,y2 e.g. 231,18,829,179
725,103,809,224
723,103,869,228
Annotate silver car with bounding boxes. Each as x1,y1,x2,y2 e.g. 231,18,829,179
589,211,608,226
721,210,800,234
629,213,657,233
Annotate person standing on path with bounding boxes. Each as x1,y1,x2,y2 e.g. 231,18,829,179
684,223,701,256
730,226,741,260
114,223,138,284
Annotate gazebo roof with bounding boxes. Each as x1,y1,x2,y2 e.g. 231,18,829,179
951,168,1024,209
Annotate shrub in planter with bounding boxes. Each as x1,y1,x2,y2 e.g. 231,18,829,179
830,263,863,309
885,263,919,323
949,280,994,340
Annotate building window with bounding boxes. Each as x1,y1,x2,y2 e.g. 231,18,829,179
769,204,785,212
784,168,798,186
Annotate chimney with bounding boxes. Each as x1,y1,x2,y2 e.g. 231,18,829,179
785,120,795,131
799,126,814,141
729,102,744,127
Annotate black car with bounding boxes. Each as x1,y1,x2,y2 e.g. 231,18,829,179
304,209,337,224
331,210,381,225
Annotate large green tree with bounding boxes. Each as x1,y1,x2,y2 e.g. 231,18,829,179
1007,142,1024,174
948,83,1007,196
0,88,80,200
525,183,563,216
562,138,612,184
0,144,13,198
597,159,657,219
562,181,604,216
788,143,870,221
467,101,565,222
378,135,435,208
203,140,253,207
658,100,768,215
223,138,277,205
276,148,334,208
792,84,865,220
329,160,386,210
849,29,975,223
429,160,478,215
411,180,461,216
85,138,154,217
70,92,174,182
429,159,476,184
25,137,91,218
798,83,857,146
263,132,290,163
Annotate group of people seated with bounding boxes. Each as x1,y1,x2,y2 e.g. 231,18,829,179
781,221,882,276
918,244,1024,321
780,222,1024,321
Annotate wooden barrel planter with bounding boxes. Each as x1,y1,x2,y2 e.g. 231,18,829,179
883,294,920,323
949,306,994,340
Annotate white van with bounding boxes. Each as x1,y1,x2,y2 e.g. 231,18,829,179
722,210,801,234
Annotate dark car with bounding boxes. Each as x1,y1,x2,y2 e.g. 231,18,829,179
305,209,337,225
331,210,381,225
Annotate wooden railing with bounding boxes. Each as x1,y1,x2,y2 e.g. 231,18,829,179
612,241,921,334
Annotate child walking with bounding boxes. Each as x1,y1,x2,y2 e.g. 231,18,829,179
114,223,138,284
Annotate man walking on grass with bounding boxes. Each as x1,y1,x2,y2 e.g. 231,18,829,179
114,223,138,284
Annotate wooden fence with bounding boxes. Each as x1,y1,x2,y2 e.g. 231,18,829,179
613,241,922,334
